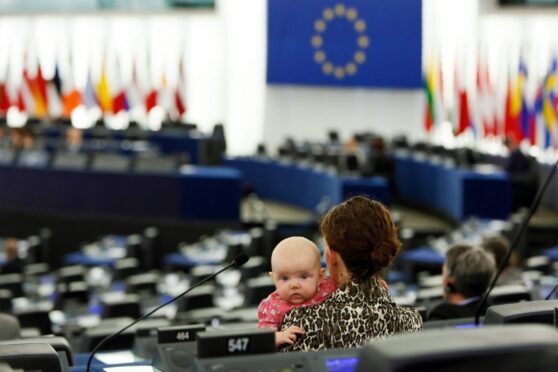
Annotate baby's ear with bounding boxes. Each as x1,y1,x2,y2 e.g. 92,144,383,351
320,268,325,278
268,271,273,278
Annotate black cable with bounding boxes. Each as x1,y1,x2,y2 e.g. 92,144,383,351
474,157,558,325
86,254,249,372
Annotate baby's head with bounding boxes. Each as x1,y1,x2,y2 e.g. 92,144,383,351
269,236,323,304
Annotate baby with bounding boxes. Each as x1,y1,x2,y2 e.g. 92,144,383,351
257,236,336,347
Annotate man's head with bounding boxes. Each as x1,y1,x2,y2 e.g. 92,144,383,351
270,236,323,304
443,244,496,301
3,239,18,261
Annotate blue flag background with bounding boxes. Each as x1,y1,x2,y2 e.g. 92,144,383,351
267,0,422,88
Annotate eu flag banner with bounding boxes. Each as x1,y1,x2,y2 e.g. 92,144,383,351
267,0,422,88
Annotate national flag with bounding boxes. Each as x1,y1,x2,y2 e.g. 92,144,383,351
96,67,112,113
174,58,187,119
476,55,498,138
456,88,473,136
16,89,25,112
0,82,10,113
454,65,473,136
423,57,436,133
24,66,48,117
504,68,523,142
110,58,129,114
83,71,98,110
145,90,158,113
541,58,557,147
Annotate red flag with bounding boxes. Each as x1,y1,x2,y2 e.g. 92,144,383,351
112,91,128,114
174,89,186,116
456,89,472,135
0,83,10,112
145,90,158,112
17,89,25,111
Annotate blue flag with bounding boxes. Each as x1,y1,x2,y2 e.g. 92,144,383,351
267,0,422,88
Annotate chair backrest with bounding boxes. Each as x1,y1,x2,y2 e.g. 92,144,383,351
0,336,73,369
101,294,141,319
0,147,16,165
0,343,62,372
17,149,50,168
484,299,558,325
133,154,179,174
0,314,20,341
0,274,24,298
90,152,131,172
244,276,275,307
51,151,89,170
15,308,53,335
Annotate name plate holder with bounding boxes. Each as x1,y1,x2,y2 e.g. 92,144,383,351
152,324,205,372
196,328,275,359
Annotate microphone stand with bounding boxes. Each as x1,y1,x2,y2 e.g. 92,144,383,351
474,157,558,325
86,254,248,372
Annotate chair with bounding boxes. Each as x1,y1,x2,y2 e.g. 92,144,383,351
55,281,89,310
0,314,20,341
484,299,558,325
0,337,73,371
16,149,50,168
113,258,140,280
90,152,132,172
133,153,179,174
126,272,159,296
239,256,268,282
0,289,12,312
0,147,15,165
57,265,86,284
244,276,275,307
0,274,24,298
177,284,215,311
488,284,531,306
79,318,136,353
100,294,141,319
14,308,53,335
0,343,62,372
51,151,89,170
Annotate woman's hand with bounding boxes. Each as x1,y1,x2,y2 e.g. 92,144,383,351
275,325,305,347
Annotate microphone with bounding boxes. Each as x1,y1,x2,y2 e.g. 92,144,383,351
86,253,249,372
474,157,558,325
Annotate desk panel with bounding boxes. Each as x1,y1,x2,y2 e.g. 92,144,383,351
224,157,390,210
394,155,511,220
0,166,241,221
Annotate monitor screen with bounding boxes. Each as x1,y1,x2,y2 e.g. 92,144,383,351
325,357,360,372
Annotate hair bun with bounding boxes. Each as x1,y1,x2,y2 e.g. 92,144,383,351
370,239,401,269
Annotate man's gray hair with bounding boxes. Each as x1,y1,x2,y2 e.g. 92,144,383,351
446,245,496,298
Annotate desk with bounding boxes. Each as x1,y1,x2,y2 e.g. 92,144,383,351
395,155,511,220
0,166,242,221
223,157,390,210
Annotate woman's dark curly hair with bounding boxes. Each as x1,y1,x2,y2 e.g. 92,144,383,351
320,195,401,280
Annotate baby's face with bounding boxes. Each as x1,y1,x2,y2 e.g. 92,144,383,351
270,254,322,304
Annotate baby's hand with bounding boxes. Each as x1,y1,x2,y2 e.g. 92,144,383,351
275,325,304,347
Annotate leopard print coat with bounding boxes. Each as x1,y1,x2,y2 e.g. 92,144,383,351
279,277,422,351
